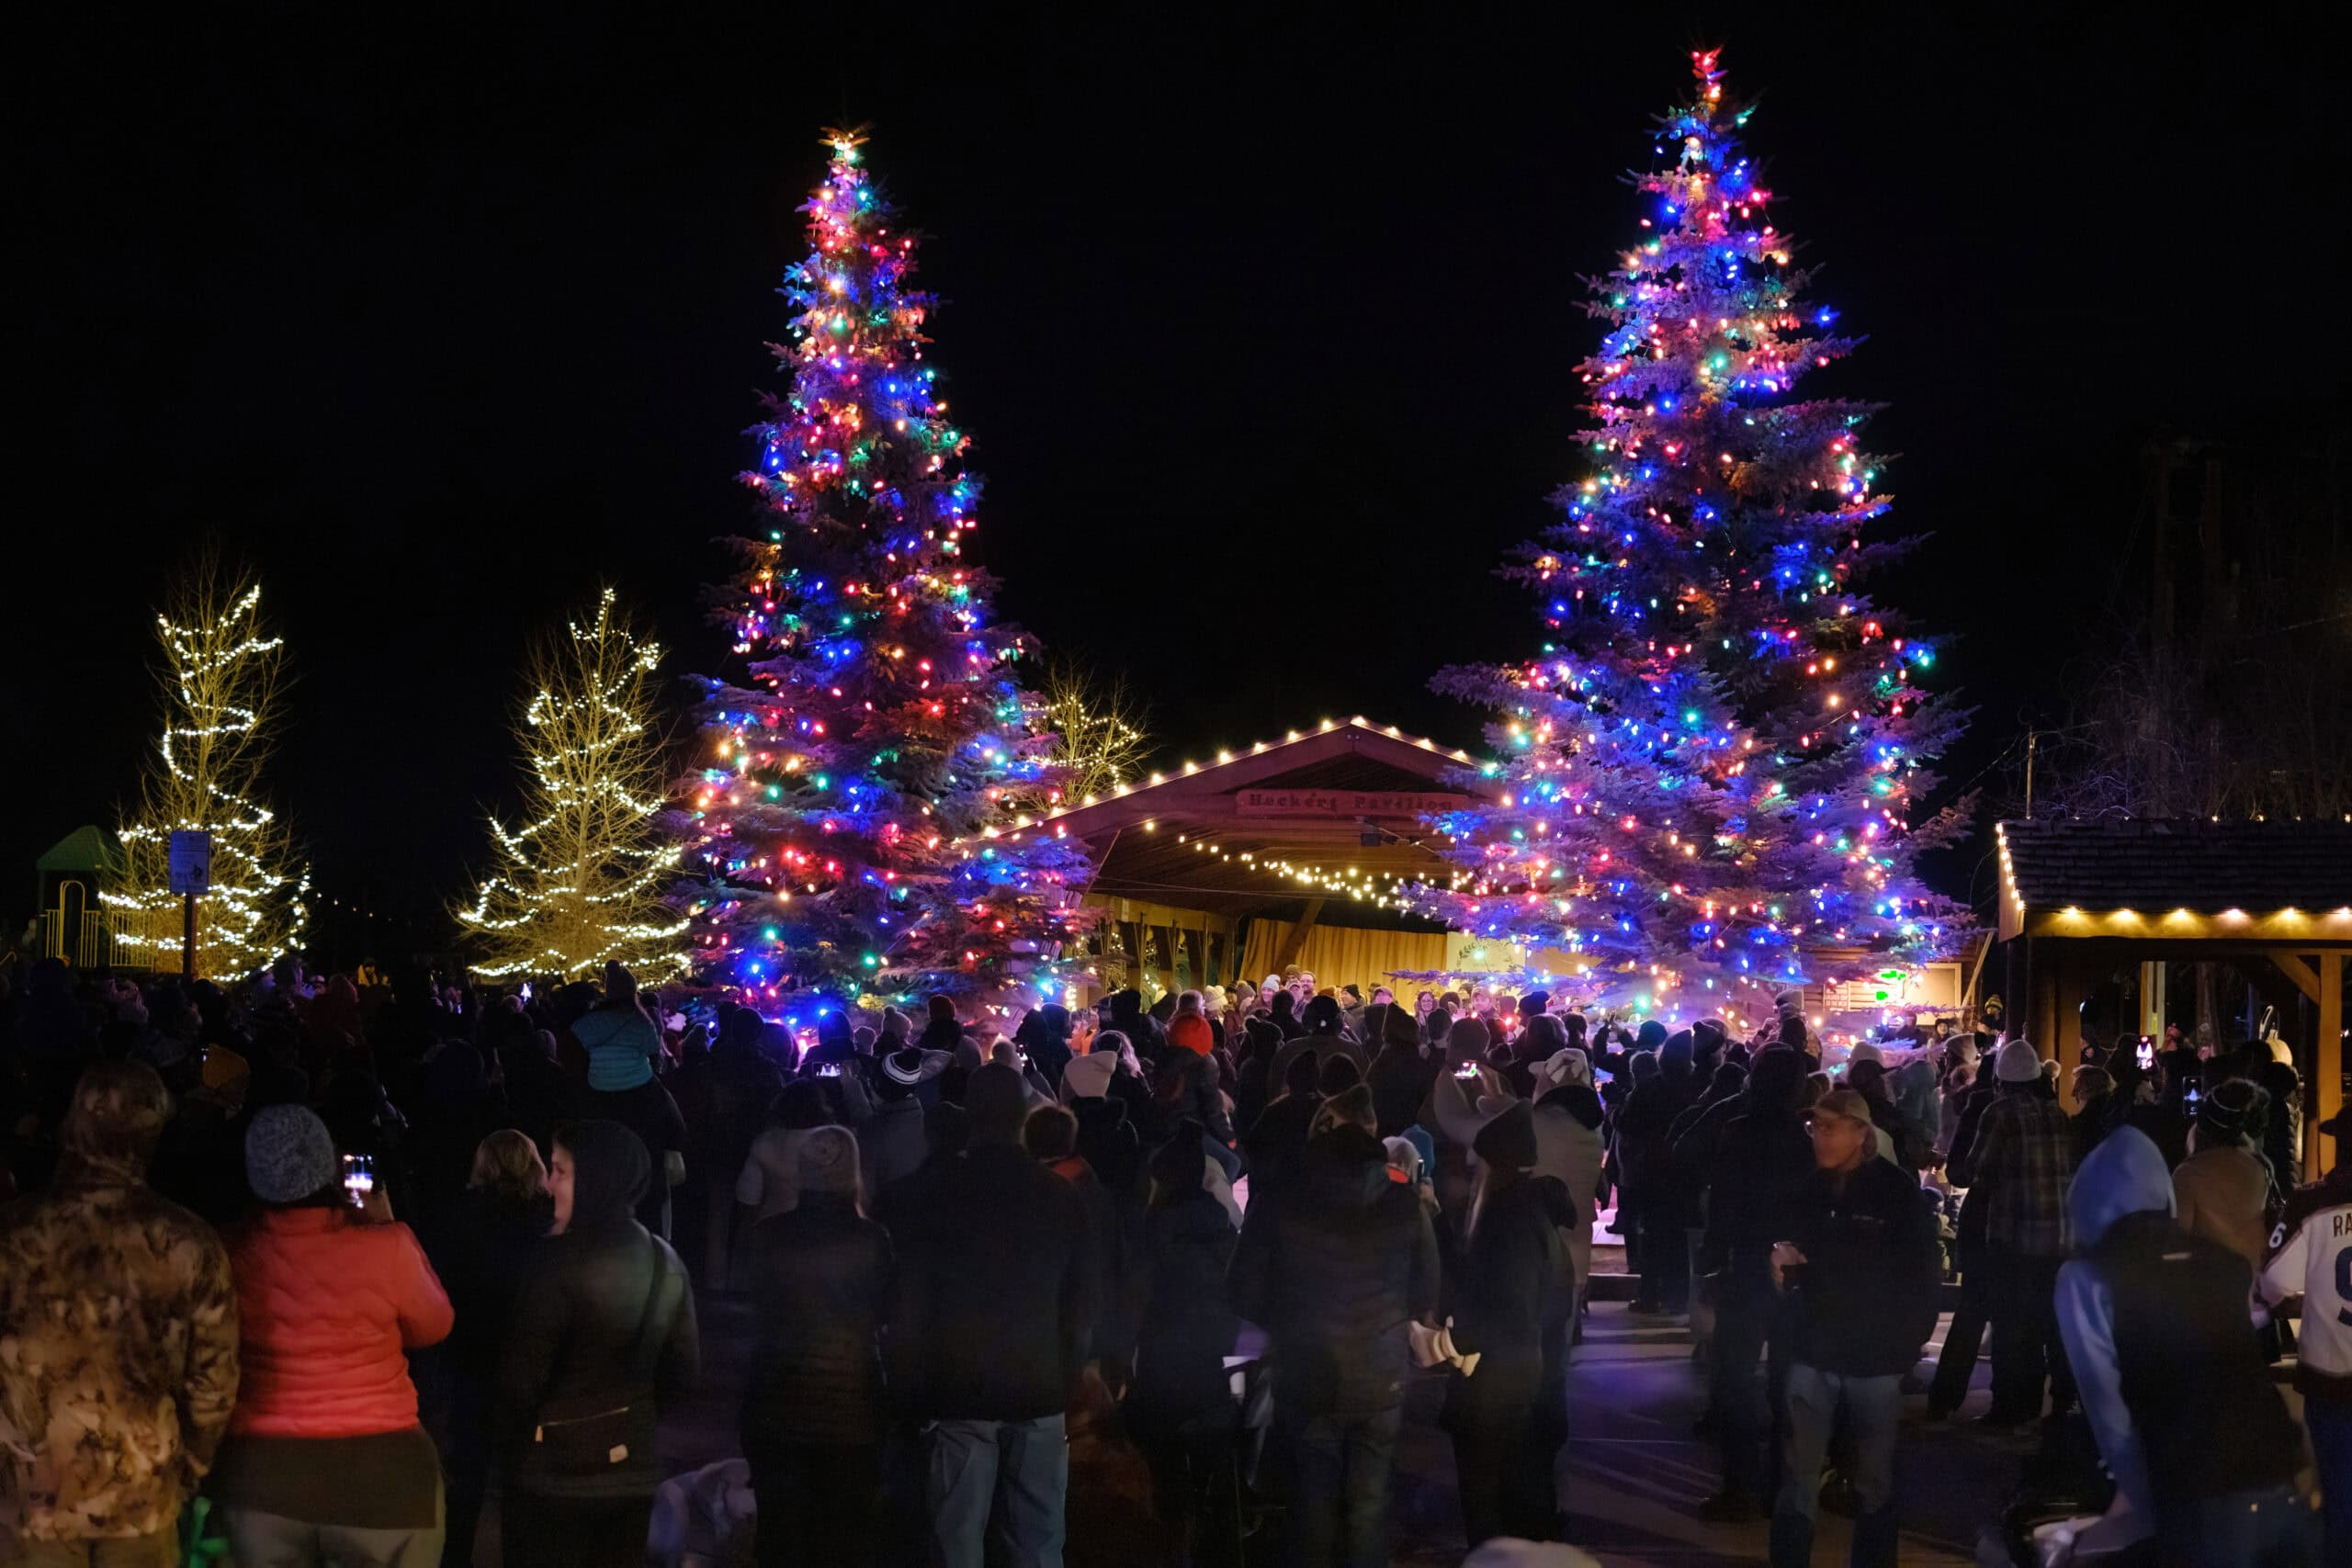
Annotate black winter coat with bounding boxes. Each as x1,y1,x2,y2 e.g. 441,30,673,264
1071,1095,1142,1199
1777,1156,1943,1377
886,1141,1097,1422
1227,1125,1439,1416
1443,1175,1574,1439
1365,1045,1434,1139
741,1193,893,1448
1153,1051,1234,1148
421,1186,551,1380
1699,1103,1815,1289
496,1221,700,1498
1126,1190,1239,1438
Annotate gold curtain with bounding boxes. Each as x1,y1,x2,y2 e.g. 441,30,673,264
1237,919,1448,996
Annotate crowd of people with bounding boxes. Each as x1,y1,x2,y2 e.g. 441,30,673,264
0,953,2341,1568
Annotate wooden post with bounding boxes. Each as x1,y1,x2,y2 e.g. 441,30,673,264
2139,960,2166,1035
2313,953,2344,1184
181,892,197,983
1272,899,1325,973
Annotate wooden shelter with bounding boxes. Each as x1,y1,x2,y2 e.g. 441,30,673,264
1995,818,2352,1177
1038,717,1497,998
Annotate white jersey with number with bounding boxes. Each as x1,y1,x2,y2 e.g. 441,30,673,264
2260,1188,2352,1390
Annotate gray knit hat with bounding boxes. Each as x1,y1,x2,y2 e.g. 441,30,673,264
245,1104,337,1202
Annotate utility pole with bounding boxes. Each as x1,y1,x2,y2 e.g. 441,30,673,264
2023,728,2037,820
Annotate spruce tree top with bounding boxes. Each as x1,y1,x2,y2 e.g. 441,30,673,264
678,130,1091,1017
1413,55,1964,1017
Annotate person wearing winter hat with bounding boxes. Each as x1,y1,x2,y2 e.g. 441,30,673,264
888,1061,1094,1567
1762,1084,1943,1565
740,1122,890,1568
1947,1039,2076,1427
1844,1040,1884,1069
2170,1078,2272,1269
210,1104,456,1567
1448,1097,1575,1547
0,1062,241,1561
576,962,663,1092
1228,1054,1439,1568
2060,1128,2315,1562
1125,1119,1241,1559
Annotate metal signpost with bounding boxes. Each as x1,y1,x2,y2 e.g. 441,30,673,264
168,830,212,981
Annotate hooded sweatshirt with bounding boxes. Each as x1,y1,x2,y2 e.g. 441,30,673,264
2054,1128,2302,1529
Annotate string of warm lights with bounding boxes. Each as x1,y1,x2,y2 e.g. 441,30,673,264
678,129,1094,1021
107,572,308,976
457,588,689,980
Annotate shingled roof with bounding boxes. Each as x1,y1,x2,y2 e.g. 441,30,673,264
1996,819,2352,914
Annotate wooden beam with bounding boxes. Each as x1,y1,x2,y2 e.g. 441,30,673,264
1272,898,1325,972
2022,907,2352,942
2313,953,2344,1184
2274,952,2324,1004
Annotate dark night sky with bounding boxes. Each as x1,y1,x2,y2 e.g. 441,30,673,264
6,6,2336,955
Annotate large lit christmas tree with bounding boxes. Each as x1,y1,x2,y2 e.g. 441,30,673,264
1408,52,1965,1017
673,130,1092,1019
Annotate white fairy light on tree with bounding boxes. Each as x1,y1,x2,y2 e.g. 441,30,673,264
456,587,688,980
108,558,307,976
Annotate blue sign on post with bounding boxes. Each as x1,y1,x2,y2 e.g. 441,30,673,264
168,830,212,896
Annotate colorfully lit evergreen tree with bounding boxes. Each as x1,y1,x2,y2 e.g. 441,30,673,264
1409,52,1966,1017
673,130,1092,1019
455,588,689,981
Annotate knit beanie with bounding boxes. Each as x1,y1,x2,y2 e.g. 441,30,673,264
1994,1038,2043,1084
1473,1100,1538,1170
1847,1040,1884,1066
965,1062,1033,1138
1384,1002,1423,1051
1061,1051,1117,1101
2198,1079,2264,1145
796,1124,861,1195
1383,1134,1425,1184
1520,990,1549,1020
1636,1020,1669,1051
1168,1013,1214,1055
245,1103,338,1203
1446,1016,1492,1064
880,1007,912,1045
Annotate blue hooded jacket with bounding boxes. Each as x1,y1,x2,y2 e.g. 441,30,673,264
2052,1127,2175,1523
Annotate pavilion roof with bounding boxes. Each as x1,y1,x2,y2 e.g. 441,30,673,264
1996,818,2352,919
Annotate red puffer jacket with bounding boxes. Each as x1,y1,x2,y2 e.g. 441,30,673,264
227,1207,455,1437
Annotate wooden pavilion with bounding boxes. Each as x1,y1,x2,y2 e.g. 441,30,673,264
1995,818,2352,1177
1035,716,1510,1000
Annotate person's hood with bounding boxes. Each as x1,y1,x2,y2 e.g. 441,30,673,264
560,1118,651,1232
1108,989,1146,1027
1154,1184,1238,1240
2068,1124,2173,1250
1070,1093,1128,1130
1298,1123,1396,1208
1537,1080,1605,1129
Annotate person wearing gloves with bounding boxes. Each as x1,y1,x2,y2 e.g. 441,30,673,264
209,1104,456,1567
2258,1107,2352,1564
1442,1101,1576,1548
1763,1089,1942,1568
2056,1126,2316,1563
1945,1037,2075,1427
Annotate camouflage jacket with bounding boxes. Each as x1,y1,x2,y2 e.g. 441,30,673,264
0,1168,240,1542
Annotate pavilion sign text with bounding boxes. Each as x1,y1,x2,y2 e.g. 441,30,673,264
1234,789,1469,818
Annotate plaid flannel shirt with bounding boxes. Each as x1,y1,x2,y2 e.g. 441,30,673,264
1969,1091,2075,1258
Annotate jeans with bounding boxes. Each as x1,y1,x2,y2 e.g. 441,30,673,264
1770,1363,1901,1568
1984,1248,2074,1418
925,1415,1069,1568
1711,1280,1789,1503
1927,1266,1988,1413
2307,1400,2352,1568
743,1440,879,1567
2155,1483,2320,1567
1287,1405,1401,1568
